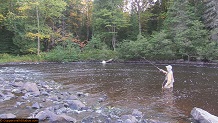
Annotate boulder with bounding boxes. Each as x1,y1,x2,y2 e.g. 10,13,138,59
191,107,218,123
22,82,40,96
35,110,50,121
66,100,86,110
35,109,76,122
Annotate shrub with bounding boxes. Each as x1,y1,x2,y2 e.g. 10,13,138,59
44,42,80,62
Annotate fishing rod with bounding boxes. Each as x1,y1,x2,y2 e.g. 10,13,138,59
142,57,161,70
142,57,166,88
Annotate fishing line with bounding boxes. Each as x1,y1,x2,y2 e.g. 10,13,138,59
142,57,160,70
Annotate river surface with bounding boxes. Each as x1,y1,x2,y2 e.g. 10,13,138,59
0,62,218,122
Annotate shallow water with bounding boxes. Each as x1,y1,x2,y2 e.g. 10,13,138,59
0,62,218,122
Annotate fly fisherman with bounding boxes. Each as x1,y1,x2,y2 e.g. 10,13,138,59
159,65,174,89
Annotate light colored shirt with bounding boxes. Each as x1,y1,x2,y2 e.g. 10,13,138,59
164,71,174,88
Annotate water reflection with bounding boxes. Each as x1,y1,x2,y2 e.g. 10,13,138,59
162,89,174,107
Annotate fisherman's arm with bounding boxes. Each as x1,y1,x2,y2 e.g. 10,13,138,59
159,69,167,74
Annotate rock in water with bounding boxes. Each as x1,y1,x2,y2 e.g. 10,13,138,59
191,107,218,123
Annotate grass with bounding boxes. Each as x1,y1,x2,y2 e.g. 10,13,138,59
0,53,44,63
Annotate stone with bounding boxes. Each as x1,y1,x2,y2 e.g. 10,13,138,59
66,100,86,110
98,95,107,103
82,116,94,123
32,102,40,109
0,113,16,118
58,114,76,122
132,109,143,118
12,88,22,94
35,110,49,121
76,92,85,97
35,109,58,121
0,91,5,98
12,82,24,87
41,91,49,96
124,119,132,123
41,110,76,123
191,107,218,123
49,95,59,101
121,115,137,123
22,82,40,96
68,95,78,100
1,92,15,101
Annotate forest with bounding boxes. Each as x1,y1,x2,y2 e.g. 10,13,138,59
0,0,218,62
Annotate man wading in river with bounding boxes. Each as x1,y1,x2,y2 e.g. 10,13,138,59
159,65,174,89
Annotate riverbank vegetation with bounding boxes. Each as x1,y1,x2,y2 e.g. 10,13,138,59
1,0,218,63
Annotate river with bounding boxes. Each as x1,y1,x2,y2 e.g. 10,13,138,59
0,62,218,122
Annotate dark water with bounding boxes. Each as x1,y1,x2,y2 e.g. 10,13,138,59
1,62,218,122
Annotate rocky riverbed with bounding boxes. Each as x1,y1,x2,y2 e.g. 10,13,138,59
0,65,168,123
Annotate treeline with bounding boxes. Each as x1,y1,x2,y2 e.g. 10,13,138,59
0,0,218,62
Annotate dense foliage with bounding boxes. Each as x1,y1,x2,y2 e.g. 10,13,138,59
1,0,218,62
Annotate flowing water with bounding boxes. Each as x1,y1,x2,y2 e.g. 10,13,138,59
0,62,218,122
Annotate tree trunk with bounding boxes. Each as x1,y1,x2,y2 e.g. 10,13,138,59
138,11,142,35
86,0,90,41
36,6,40,56
112,26,116,51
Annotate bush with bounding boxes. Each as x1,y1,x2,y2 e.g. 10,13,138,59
117,35,149,60
44,42,81,62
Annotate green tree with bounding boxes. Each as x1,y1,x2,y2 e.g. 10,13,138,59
92,0,129,51
3,0,66,55
130,0,149,35
0,0,19,54
163,0,211,61
203,0,218,42
81,0,93,41
64,0,83,36
143,0,171,34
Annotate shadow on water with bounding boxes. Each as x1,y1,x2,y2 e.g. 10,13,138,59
1,62,218,122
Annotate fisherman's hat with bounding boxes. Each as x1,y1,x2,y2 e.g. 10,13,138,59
166,65,172,70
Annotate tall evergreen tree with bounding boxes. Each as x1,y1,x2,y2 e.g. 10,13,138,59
203,0,218,42
163,0,210,61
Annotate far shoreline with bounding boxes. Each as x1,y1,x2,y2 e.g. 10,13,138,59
1,59,218,66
